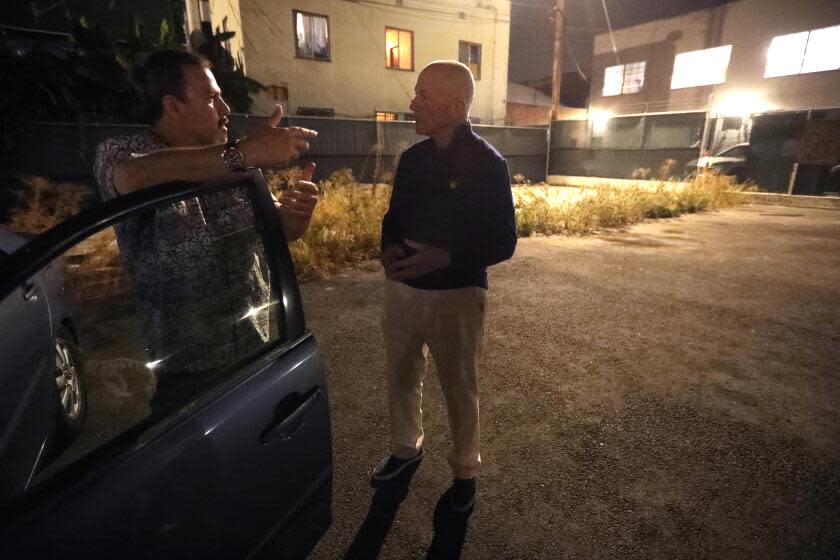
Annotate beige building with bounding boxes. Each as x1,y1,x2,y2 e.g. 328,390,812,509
183,0,247,69
232,0,510,123
589,0,840,117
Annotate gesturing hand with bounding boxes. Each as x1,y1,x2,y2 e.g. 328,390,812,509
389,239,451,281
241,105,318,168
277,162,319,241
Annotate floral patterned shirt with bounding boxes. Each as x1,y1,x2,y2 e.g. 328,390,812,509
94,133,273,373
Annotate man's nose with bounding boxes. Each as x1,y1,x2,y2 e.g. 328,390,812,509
219,96,231,117
409,97,417,111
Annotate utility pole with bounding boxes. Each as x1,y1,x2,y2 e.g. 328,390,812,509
550,0,565,121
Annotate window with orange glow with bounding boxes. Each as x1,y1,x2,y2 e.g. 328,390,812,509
458,41,481,80
385,27,413,70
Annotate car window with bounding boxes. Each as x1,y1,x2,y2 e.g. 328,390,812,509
0,184,288,502
721,145,747,158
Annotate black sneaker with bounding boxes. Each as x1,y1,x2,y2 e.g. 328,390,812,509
371,448,424,485
449,477,476,512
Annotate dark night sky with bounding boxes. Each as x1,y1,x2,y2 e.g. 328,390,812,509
508,0,735,85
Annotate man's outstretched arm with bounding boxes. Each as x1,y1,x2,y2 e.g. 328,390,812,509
113,106,317,194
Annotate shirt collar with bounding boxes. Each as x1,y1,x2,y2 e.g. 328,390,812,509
451,121,472,145
439,121,472,155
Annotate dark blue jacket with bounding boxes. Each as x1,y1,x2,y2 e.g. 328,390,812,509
381,122,517,290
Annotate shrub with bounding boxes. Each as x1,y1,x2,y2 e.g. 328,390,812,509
266,168,391,279
512,175,748,237
3,172,750,282
6,177,92,234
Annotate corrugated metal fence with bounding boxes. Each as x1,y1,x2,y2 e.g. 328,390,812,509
1,116,548,184
548,113,705,180
547,109,840,193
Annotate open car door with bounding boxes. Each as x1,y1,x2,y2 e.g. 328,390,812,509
0,171,332,559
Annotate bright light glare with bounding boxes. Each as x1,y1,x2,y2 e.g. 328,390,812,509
588,109,612,134
713,91,772,117
671,45,732,89
239,300,279,321
145,358,166,370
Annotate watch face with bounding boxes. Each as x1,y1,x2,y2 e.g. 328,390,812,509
223,145,246,171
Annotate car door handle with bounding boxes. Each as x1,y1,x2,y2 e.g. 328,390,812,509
23,282,39,302
260,388,322,444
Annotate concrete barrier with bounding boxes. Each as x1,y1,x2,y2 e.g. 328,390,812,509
738,192,840,210
547,175,691,189
548,175,840,210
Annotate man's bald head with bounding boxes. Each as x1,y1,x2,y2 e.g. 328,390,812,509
421,61,475,115
410,60,476,144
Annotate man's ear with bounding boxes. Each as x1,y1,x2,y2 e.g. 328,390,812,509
453,98,468,119
161,94,182,118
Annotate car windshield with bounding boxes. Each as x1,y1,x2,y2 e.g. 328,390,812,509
720,145,746,157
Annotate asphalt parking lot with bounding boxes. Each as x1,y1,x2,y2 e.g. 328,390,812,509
301,204,840,560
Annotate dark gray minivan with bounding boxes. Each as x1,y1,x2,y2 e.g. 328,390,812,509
0,171,332,558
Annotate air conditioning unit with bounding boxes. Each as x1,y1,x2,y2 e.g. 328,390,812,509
296,107,336,117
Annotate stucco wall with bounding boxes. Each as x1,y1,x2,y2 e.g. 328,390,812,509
506,103,549,126
240,0,510,123
209,0,246,68
184,0,246,70
590,0,840,115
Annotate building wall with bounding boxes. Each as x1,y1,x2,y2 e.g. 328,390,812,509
506,103,549,126
184,0,247,70
590,0,840,116
240,0,510,123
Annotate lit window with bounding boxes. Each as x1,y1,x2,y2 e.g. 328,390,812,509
294,11,330,61
375,111,397,121
603,65,623,96
385,27,413,70
603,61,646,96
622,62,646,94
765,26,840,77
459,41,482,80
764,32,808,77
670,45,732,89
802,25,840,73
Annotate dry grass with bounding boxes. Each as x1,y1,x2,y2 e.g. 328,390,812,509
3,171,750,282
266,168,391,280
6,176,91,234
514,174,750,238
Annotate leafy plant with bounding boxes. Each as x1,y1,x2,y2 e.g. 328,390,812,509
0,17,139,148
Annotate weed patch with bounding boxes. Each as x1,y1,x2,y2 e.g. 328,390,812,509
3,172,749,281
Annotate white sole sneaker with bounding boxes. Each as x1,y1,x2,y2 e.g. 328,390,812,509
371,448,425,483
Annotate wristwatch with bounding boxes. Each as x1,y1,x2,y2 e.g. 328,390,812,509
221,139,247,172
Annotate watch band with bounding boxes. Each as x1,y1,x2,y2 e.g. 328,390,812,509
221,139,247,172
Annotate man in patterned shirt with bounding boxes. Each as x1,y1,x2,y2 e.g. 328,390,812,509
94,49,318,406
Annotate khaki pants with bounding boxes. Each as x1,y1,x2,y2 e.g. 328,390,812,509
383,280,486,479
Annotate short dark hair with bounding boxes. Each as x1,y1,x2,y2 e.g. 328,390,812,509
133,49,210,124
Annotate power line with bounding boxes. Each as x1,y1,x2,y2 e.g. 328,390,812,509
600,0,620,65
342,0,511,24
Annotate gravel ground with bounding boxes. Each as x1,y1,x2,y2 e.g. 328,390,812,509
301,204,840,560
